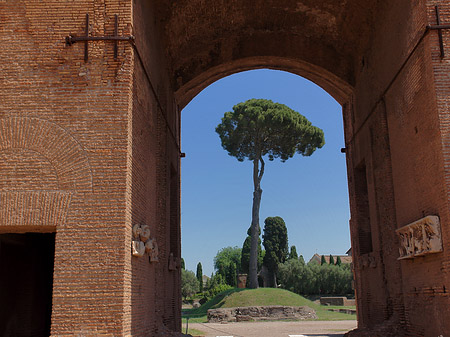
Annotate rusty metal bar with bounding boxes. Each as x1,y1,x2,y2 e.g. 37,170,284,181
428,24,450,30
67,35,134,43
114,14,118,59
426,5,450,58
65,13,134,61
84,13,89,62
436,5,445,58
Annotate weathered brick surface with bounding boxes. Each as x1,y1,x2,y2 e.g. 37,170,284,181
0,0,133,335
125,0,181,335
1,1,449,336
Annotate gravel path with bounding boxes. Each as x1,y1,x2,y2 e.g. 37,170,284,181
187,320,357,337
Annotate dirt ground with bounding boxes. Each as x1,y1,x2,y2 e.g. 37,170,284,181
187,320,357,337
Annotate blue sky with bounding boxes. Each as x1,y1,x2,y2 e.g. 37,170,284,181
181,69,350,276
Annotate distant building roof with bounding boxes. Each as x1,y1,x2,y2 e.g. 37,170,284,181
202,275,210,284
308,253,352,265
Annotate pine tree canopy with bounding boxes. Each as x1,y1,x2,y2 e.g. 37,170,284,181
216,99,325,163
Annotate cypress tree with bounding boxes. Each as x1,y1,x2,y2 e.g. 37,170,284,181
241,226,263,274
288,245,298,260
329,254,335,265
299,255,305,265
336,256,342,266
320,255,326,265
262,216,289,287
196,262,203,292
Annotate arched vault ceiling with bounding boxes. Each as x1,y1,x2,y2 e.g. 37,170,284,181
156,0,382,106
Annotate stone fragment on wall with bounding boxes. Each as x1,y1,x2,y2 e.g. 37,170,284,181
150,240,159,262
132,240,145,257
131,224,159,261
168,253,176,270
360,252,377,269
140,225,150,242
396,215,442,259
132,224,142,238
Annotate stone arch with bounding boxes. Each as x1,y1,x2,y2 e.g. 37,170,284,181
160,0,380,112
175,56,354,109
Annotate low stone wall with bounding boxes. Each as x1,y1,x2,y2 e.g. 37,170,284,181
320,297,356,306
327,308,357,315
207,306,317,323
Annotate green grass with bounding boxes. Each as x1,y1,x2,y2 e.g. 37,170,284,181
181,327,205,336
182,288,357,322
182,288,241,322
220,288,313,307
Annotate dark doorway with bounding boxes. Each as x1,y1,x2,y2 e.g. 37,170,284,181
0,233,56,337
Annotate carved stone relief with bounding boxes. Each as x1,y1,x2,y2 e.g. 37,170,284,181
396,215,443,260
150,240,159,262
132,240,145,257
360,252,377,269
131,223,159,262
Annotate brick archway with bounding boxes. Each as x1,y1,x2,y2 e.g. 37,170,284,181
1,0,449,336
174,56,354,109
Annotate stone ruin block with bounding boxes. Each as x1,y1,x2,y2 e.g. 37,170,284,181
207,305,317,323
320,296,346,306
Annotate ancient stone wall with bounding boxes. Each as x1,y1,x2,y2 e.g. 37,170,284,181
207,306,318,323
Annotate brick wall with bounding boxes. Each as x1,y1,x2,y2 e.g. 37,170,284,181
127,0,181,334
0,0,133,335
1,0,449,336
347,1,450,335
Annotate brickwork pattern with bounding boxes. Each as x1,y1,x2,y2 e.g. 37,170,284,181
0,0,134,335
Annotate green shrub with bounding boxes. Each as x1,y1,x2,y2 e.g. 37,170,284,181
278,259,353,296
207,284,233,298
182,269,200,299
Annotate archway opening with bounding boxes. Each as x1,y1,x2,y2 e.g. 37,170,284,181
180,69,356,332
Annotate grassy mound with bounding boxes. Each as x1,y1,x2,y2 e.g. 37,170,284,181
182,288,356,322
218,288,313,308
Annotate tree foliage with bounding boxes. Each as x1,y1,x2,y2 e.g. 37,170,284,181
262,216,289,287
226,262,237,287
216,99,325,288
278,259,353,296
216,99,325,162
214,246,241,286
181,258,185,270
196,262,203,292
289,245,298,260
320,255,326,265
329,254,335,265
336,256,342,266
241,226,264,274
204,273,233,298
181,269,199,299
299,255,305,265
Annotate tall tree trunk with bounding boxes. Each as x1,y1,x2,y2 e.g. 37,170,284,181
248,157,264,288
